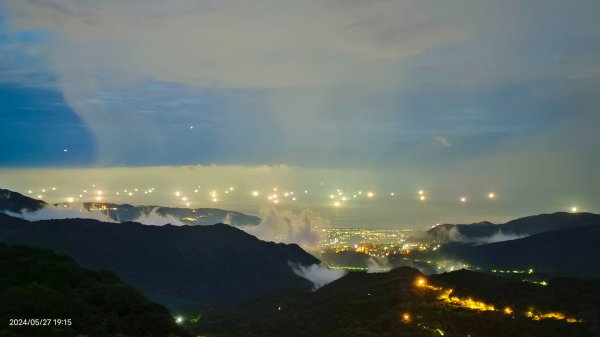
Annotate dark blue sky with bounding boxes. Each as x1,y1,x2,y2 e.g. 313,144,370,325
0,85,94,166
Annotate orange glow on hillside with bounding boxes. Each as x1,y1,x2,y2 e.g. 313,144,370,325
413,277,581,323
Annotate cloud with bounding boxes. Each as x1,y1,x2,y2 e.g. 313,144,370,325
5,0,469,88
366,256,391,273
291,263,346,290
444,227,525,245
435,136,451,148
222,212,233,226
1,0,473,164
3,202,186,226
243,206,327,250
2,0,598,171
478,231,525,244
132,207,185,226
4,204,116,222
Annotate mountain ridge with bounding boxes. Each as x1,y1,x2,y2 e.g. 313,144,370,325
0,212,319,312
0,242,190,337
198,266,600,337
427,211,600,242
436,223,600,277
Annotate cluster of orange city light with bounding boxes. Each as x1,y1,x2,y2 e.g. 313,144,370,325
525,311,581,323
413,277,580,323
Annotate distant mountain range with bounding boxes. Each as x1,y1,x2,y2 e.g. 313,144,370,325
0,188,46,213
69,202,261,226
0,242,189,337
0,188,260,226
0,213,319,312
198,267,600,337
436,224,600,278
427,212,600,243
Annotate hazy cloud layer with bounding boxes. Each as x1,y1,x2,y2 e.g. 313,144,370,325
0,163,598,228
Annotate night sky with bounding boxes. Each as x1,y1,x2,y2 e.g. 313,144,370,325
1,1,599,227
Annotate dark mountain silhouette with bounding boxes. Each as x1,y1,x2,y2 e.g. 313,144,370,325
0,189,46,213
427,212,600,243
436,224,600,278
198,267,600,337
0,213,319,312
0,242,189,337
